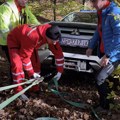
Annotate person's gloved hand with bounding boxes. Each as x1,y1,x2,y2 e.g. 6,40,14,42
33,73,41,79
53,72,62,81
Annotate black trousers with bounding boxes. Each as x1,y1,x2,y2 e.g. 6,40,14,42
96,61,120,109
1,45,12,83
1,45,10,62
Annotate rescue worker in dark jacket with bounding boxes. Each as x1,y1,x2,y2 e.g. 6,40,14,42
86,0,120,110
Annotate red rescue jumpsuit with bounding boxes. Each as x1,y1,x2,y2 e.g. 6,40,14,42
7,24,64,93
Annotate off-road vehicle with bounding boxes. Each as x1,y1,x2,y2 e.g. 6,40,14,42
38,10,101,73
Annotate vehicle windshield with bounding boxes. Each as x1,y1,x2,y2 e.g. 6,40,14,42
61,12,97,23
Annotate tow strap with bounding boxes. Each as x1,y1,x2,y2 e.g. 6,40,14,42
0,72,54,110
0,78,35,91
48,78,101,120
0,73,101,120
0,77,44,110
35,117,58,120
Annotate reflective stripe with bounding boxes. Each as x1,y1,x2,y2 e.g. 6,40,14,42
56,63,64,66
25,67,33,71
1,29,9,33
27,27,37,36
12,72,24,76
55,57,64,61
23,62,31,66
5,2,19,21
13,78,25,82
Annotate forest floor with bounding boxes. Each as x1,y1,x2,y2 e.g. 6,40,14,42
0,1,120,119
0,57,120,120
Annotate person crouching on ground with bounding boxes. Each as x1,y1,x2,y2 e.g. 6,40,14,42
7,24,64,100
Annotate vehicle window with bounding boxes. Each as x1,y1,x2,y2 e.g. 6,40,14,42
62,12,97,23
62,13,75,22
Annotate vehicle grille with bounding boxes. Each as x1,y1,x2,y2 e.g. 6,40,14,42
61,46,97,56
61,46,87,54
50,21,97,56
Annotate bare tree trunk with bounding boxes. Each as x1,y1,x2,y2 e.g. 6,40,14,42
82,0,86,5
53,0,56,21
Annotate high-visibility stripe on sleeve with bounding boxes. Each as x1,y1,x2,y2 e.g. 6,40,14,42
56,63,64,67
27,27,37,36
55,57,64,66
55,57,64,72
55,56,64,73
55,57,64,61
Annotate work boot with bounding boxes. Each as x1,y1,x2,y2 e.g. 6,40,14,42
97,82,113,109
19,94,29,101
14,86,29,101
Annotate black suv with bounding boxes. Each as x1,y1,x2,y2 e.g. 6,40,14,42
38,10,101,73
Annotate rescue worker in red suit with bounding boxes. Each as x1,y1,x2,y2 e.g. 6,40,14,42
7,23,64,100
